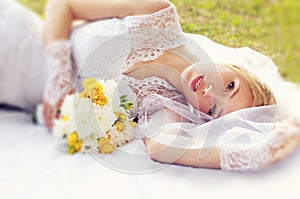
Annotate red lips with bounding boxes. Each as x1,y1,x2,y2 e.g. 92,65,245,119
191,75,205,92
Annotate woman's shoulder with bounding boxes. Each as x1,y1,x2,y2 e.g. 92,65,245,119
123,2,185,68
122,1,180,29
71,1,185,77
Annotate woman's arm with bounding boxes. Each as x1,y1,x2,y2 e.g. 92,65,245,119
42,0,170,129
146,139,221,169
43,0,171,45
144,109,300,171
143,108,221,169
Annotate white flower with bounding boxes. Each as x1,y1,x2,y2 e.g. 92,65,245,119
109,120,136,147
53,78,137,154
73,93,117,140
101,79,118,98
60,94,74,115
100,79,122,112
81,137,99,153
53,120,68,138
93,104,117,138
73,96,95,139
53,95,77,138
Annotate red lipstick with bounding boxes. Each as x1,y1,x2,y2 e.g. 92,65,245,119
191,75,205,92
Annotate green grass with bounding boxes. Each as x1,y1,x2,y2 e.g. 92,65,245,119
18,0,300,83
18,0,47,14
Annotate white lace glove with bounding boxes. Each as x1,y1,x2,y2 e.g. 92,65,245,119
43,40,74,129
220,118,300,172
43,40,73,106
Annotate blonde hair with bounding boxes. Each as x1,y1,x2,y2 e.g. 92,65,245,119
226,63,276,107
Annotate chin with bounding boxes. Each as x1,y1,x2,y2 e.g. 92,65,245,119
184,92,200,109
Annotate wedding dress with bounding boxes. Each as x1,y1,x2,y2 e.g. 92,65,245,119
1,0,300,171
0,0,46,110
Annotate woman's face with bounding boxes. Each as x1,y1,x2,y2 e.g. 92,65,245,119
180,62,254,118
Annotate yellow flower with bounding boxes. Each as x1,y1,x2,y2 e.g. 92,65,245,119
74,141,82,151
115,121,124,132
128,104,134,110
68,146,76,155
61,114,69,122
105,132,111,141
81,78,106,101
119,114,127,121
130,121,137,127
97,137,115,154
94,82,104,95
82,78,97,91
79,90,89,98
114,112,120,118
67,131,79,146
94,92,108,106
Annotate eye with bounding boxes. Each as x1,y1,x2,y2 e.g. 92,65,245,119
225,82,235,92
207,103,216,116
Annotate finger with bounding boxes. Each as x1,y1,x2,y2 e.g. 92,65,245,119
43,102,55,130
43,105,51,129
47,108,55,129
42,103,49,127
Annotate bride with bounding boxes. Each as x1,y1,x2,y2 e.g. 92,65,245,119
1,0,300,171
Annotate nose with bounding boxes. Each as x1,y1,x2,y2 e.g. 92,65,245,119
198,84,226,113
202,84,212,97
198,92,214,113
203,83,226,98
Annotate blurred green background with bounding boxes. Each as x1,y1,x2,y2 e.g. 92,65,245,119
18,0,300,82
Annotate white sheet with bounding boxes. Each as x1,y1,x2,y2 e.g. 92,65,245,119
0,109,299,199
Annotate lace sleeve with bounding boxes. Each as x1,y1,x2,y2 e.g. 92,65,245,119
220,119,300,171
43,40,74,106
123,76,185,121
123,3,185,72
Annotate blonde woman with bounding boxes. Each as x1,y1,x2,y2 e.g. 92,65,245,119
0,0,299,171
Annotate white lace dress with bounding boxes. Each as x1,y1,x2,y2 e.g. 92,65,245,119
69,3,300,172
70,2,187,121
0,0,185,112
0,0,46,110
1,0,300,172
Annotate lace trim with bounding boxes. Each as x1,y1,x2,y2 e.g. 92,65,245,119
123,3,185,72
220,119,300,171
122,75,185,120
43,40,74,106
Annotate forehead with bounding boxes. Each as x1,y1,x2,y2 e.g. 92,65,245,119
218,64,249,84
217,63,238,75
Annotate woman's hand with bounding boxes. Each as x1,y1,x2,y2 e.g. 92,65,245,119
43,96,65,130
43,100,58,130
221,117,300,171
42,39,73,131
43,88,75,130
267,118,300,165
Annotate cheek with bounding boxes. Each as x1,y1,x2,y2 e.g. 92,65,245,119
225,94,253,114
181,66,195,82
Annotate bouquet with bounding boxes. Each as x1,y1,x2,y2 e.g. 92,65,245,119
53,78,137,154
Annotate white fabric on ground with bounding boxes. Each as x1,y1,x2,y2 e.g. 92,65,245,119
0,109,299,199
